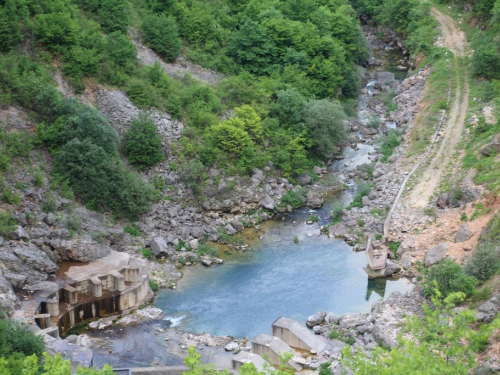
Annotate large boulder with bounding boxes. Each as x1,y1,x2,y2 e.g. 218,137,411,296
296,173,311,186
481,137,500,156
424,243,449,267
150,237,172,257
13,244,58,274
259,195,275,210
306,311,327,327
13,226,30,241
306,191,323,209
455,224,475,243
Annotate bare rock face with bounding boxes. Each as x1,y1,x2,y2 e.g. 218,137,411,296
0,271,18,313
49,235,111,262
0,244,57,287
424,243,449,267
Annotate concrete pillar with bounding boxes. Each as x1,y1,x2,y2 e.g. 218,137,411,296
111,271,125,292
34,314,51,329
90,277,102,298
46,300,60,316
63,286,78,304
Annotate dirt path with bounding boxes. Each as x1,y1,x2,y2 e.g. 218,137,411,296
405,8,469,209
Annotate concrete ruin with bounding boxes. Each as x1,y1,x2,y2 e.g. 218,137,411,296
251,334,302,371
14,251,152,369
232,352,274,372
272,317,329,353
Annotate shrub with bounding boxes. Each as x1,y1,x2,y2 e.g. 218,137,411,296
142,248,153,259
122,114,165,169
54,138,155,219
367,116,381,128
380,131,401,162
197,243,219,257
464,242,500,281
141,13,182,63
423,259,478,298
66,209,82,235
124,224,142,237
280,190,306,209
0,211,17,239
149,279,158,291
302,99,348,157
178,158,205,195
0,315,45,358
347,180,373,209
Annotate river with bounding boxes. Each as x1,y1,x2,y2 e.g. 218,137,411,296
88,42,410,369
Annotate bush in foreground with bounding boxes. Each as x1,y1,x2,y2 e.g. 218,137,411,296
464,242,500,281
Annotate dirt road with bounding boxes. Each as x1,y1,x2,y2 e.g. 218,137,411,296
406,8,469,209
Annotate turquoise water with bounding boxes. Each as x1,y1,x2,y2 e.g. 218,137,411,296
155,213,411,338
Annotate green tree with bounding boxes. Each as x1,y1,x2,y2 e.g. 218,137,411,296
274,89,305,131
98,0,129,33
0,0,25,52
302,98,347,157
423,259,478,298
37,101,119,155
122,114,165,168
141,13,182,63
208,121,254,156
34,12,79,53
228,18,277,74
464,242,500,281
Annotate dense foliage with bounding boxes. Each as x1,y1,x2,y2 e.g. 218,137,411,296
341,293,500,374
122,114,165,168
0,54,156,219
423,259,477,298
0,0,371,183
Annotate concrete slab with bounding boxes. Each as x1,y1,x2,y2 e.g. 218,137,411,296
232,352,274,372
252,334,302,371
273,317,328,353
64,251,130,281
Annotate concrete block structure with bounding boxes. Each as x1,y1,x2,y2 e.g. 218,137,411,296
272,317,329,352
251,334,302,371
232,352,275,372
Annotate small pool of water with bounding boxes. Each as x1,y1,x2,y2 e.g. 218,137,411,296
156,216,411,339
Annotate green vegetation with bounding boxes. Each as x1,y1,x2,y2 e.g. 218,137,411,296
141,248,153,259
124,224,142,237
423,259,477,299
122,114,165,169
464,243,500,281
1,309,111,374
141,13,181,62
149,279,158,291
347,180,373,209
379,130,402,162
280,190,307,209
307,214,319,223
387,241,401,256
330,202,344,225
329,329,355,345
340,292,500,374
0,211,17,238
